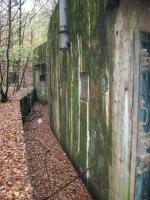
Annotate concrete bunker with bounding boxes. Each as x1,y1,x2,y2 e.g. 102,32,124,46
36,0,150,199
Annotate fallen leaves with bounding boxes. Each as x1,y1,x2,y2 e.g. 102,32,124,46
0,90,93,200
24,104,93,200
0,90,33,200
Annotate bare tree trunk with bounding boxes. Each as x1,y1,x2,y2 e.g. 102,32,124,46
18,56,29,90
0,63,6,102
4,0,12,102
0,0,5,102
16,0,22,91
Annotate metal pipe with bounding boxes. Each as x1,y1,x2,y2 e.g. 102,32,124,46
59,0,69,52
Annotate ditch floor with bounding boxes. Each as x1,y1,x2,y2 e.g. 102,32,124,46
24,103,93,200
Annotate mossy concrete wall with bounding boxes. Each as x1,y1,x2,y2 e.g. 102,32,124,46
110,1,150,200
46,0,150,199
47,2,115,199
33,42,47,103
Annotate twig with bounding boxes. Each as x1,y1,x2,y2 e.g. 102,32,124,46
41,164,95,200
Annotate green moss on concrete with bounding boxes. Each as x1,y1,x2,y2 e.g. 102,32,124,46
47,1,116,200
44,1,150,199
79,102,88,171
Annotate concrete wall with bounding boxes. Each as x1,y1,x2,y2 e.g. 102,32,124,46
33,43,47,103
20,89,35,121
46,0,150,199
111,1,150,199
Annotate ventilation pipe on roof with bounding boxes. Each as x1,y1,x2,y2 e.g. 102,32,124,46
59,0,69,52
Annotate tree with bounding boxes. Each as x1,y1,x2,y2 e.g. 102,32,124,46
0,0,57,102
0,0,33,101
0,0,12,102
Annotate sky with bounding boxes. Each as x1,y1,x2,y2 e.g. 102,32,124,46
23,0,35,12
23,0,57,13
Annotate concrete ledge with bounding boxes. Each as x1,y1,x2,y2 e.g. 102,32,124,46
0,89,33,199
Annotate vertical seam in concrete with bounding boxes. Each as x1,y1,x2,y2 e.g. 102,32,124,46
70,68,73,153
77,35,81,154
86,75,90,179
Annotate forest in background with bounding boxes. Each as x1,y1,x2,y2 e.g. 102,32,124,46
0,0,57,102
